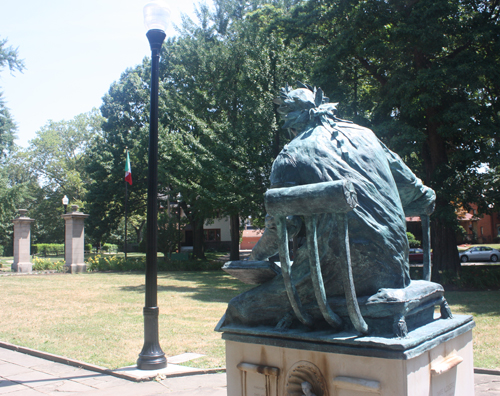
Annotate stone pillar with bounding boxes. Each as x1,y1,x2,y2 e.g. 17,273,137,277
12,209,35,273
62,205,89,274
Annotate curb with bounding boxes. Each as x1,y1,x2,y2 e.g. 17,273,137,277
474,368,500,376
0,341,225,382
2,341,498,380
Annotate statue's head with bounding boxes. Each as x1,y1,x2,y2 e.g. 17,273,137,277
274,82,338,136
274,87,316,115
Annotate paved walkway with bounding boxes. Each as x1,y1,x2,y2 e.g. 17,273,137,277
1,346,500,395
0,347,226,395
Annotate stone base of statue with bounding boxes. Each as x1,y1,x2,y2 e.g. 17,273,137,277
222,314,474,396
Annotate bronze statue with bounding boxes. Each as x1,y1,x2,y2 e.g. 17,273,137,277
219,83,449,337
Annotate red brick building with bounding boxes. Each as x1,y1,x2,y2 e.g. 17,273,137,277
457,205,500,244
406,205,500,245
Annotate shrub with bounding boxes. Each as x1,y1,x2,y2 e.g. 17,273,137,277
3,245,13,256
456,266,500,289
0,245,4,257
410,265,500,290
158,258,222,271
85,243,93,252
86,255,145,272
85,254,222,272
101,243,119,253
33,244,64,257
406,232,421,248
32,258,64,271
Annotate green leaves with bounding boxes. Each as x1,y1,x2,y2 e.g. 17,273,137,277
277,0,500,275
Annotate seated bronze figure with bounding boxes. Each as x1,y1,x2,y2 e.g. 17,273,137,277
218,83,450,338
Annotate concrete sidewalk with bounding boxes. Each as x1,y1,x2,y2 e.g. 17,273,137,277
1,346,500,395
0,347,226,395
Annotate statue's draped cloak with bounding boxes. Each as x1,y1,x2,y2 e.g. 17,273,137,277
223,121,435,328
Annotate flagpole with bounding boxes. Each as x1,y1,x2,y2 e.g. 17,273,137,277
125,181,128,260
124,148,129,260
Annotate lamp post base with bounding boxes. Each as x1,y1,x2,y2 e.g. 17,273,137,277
137,307,167,370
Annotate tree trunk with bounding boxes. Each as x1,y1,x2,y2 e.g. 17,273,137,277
192,218,205,260
230,214,240,261
430,212,460,283
134,220,145,244
422,111,461,280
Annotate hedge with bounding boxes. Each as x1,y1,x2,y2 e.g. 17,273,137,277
101,243,119,253
33,244,64,256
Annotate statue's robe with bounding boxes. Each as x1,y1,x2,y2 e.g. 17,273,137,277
222,121,435,328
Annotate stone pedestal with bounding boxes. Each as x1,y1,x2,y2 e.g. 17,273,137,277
12,209,35,273
223,315,475,396
62,205,89,274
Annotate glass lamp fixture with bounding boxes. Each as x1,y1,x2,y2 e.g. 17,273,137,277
143,0,171,32
62,195,69,206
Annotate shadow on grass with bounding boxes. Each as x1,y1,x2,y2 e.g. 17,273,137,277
119,271,253,303
445,290,500,316
119,271,500,313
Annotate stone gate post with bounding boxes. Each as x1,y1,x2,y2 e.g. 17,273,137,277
62,205,89,274
12,209,35,273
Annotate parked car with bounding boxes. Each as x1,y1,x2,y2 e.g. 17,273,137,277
409,248,433,263
458,246,500,263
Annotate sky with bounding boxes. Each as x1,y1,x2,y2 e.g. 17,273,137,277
0,0,197,148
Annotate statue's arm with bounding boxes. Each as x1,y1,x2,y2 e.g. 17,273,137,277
249,214,302,261
380,141,436,216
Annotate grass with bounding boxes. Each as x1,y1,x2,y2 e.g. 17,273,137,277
0,271,498,370
445,291,500,369
457,243,500,251
0,256,13,271
0,272,252,369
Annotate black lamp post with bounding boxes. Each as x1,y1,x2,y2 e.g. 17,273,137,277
62,195,69,260
137,0,170,371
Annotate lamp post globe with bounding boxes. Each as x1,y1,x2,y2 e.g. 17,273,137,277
62,195,69,214
137,0,170,371
62,195,69,264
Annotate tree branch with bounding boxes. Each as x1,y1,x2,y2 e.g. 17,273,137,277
355,56,388,86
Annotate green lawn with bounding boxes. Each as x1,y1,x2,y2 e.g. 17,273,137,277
0,256,13,271
457,243,500,251
0,272,498,370
445,291,500,369
0,272,252,369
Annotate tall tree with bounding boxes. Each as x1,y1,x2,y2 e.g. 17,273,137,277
0,96,17,160
26,110,103,243
86,64,153,246
0,37,26,253
0,150,36,253
161,0,310,259
0,37,24,159
280,0,500,280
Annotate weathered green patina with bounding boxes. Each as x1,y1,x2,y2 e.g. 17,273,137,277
219,84,445,337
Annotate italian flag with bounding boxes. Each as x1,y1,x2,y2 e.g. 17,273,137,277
124,151,132,185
